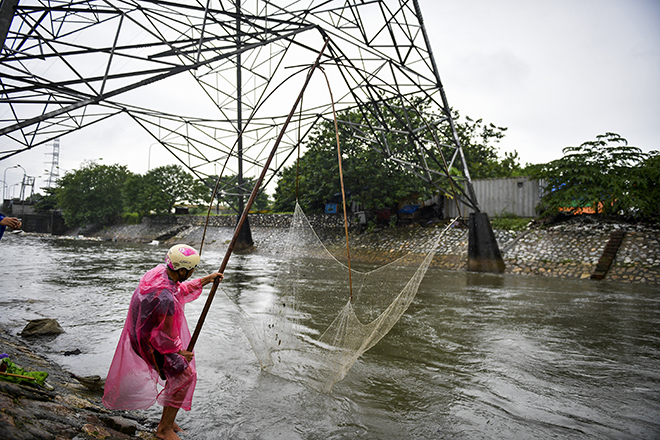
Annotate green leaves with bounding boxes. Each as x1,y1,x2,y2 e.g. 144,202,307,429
441,112,521,179
53,162,211,228
123,165,209,215
273,110,430,213
208,173,270,213
273,104,518,213
55,161,129,227
528,133,659,219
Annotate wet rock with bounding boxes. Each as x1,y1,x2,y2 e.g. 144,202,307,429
69,373,105,392
82,423,113,439
0,380,54,401
20,319,65,337
1,328,156,439
101,415,138,436
63,348,82,356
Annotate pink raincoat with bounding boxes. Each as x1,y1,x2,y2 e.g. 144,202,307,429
103,264,203,411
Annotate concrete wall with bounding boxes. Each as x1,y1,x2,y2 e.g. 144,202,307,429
8,203,37,216
445,177,542,218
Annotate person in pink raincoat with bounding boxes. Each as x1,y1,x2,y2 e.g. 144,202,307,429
103,244,223,440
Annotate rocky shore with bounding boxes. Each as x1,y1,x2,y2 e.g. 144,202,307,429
0,328,157,440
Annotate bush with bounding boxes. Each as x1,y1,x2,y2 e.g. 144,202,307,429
121,212,143,225
528,133,658,220
490,217,530,231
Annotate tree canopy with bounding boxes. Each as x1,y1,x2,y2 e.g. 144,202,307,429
273,104,521,213
443,113,523,179
52,162,211,228
528,133,659,219
124,165,209,215
202,174,270,213
273,107,434,213
55,161,130,227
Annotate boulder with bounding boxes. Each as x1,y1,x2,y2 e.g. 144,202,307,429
20,319,65,337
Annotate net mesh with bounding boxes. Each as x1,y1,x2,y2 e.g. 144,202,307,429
229,202,454,392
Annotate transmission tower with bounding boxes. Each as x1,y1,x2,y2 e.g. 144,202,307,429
45,138,60,189
0,0,481,214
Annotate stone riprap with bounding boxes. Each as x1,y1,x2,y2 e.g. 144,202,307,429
0,328,157,440
504,222,660,283
90,215,659,284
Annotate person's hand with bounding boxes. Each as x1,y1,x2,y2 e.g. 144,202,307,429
177,349,194,362
200,272,224,286
0,217,21,230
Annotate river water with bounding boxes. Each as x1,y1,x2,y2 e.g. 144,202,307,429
1,233,659,439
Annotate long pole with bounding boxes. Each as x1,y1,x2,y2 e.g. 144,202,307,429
187,37,330,352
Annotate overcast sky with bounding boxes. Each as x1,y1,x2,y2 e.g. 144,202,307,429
2,0,659,197
425,0,660,165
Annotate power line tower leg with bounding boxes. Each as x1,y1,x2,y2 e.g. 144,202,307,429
467,212,505,273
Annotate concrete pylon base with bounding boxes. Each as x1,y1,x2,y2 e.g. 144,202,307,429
467,212,505,273
234,215,254,253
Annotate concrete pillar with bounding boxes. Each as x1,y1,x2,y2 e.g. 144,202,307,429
467,212,505,273
234,214,254,252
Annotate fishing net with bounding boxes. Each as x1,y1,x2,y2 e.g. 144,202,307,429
231,202,454,392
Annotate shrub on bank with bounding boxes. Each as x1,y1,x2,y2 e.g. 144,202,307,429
121,212,142,225
490,217,530,231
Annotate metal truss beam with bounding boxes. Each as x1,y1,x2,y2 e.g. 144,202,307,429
0,0,480,212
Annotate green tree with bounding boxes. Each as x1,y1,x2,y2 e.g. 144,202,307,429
32,188,58,213
55,161,130,227
440,112,522,179
206,174,270,213
528,133,658,219
273,104,520,213
124,165,209,215
274,106,435,213
636,152,660,218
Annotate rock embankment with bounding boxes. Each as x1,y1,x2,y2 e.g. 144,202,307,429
88,214,659,284
0,329,156,440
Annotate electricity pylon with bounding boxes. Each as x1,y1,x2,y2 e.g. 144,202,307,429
0,0,481,215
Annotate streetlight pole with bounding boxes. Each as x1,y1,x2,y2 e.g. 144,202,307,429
16,164,26,201
9,183,20,200
3,164,21,202
148,143,159,171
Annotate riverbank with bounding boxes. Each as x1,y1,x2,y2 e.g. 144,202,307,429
85,214,660,284
0,328,157,440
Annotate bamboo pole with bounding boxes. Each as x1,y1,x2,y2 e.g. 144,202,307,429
0,370,37,380
187,37,330,352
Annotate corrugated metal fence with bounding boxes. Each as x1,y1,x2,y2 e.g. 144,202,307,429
444,177,543,218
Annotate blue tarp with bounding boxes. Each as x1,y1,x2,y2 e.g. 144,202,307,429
398,205,420,214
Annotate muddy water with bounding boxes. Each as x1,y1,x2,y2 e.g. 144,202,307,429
1,234,659,439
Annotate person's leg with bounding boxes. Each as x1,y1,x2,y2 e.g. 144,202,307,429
157,357,197,412
156,406,181,440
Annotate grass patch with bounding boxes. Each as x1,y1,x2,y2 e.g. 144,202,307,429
490,217,531,231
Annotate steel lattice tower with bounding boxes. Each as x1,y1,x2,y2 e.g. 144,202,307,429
0,0,481,213
45,138,60,189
